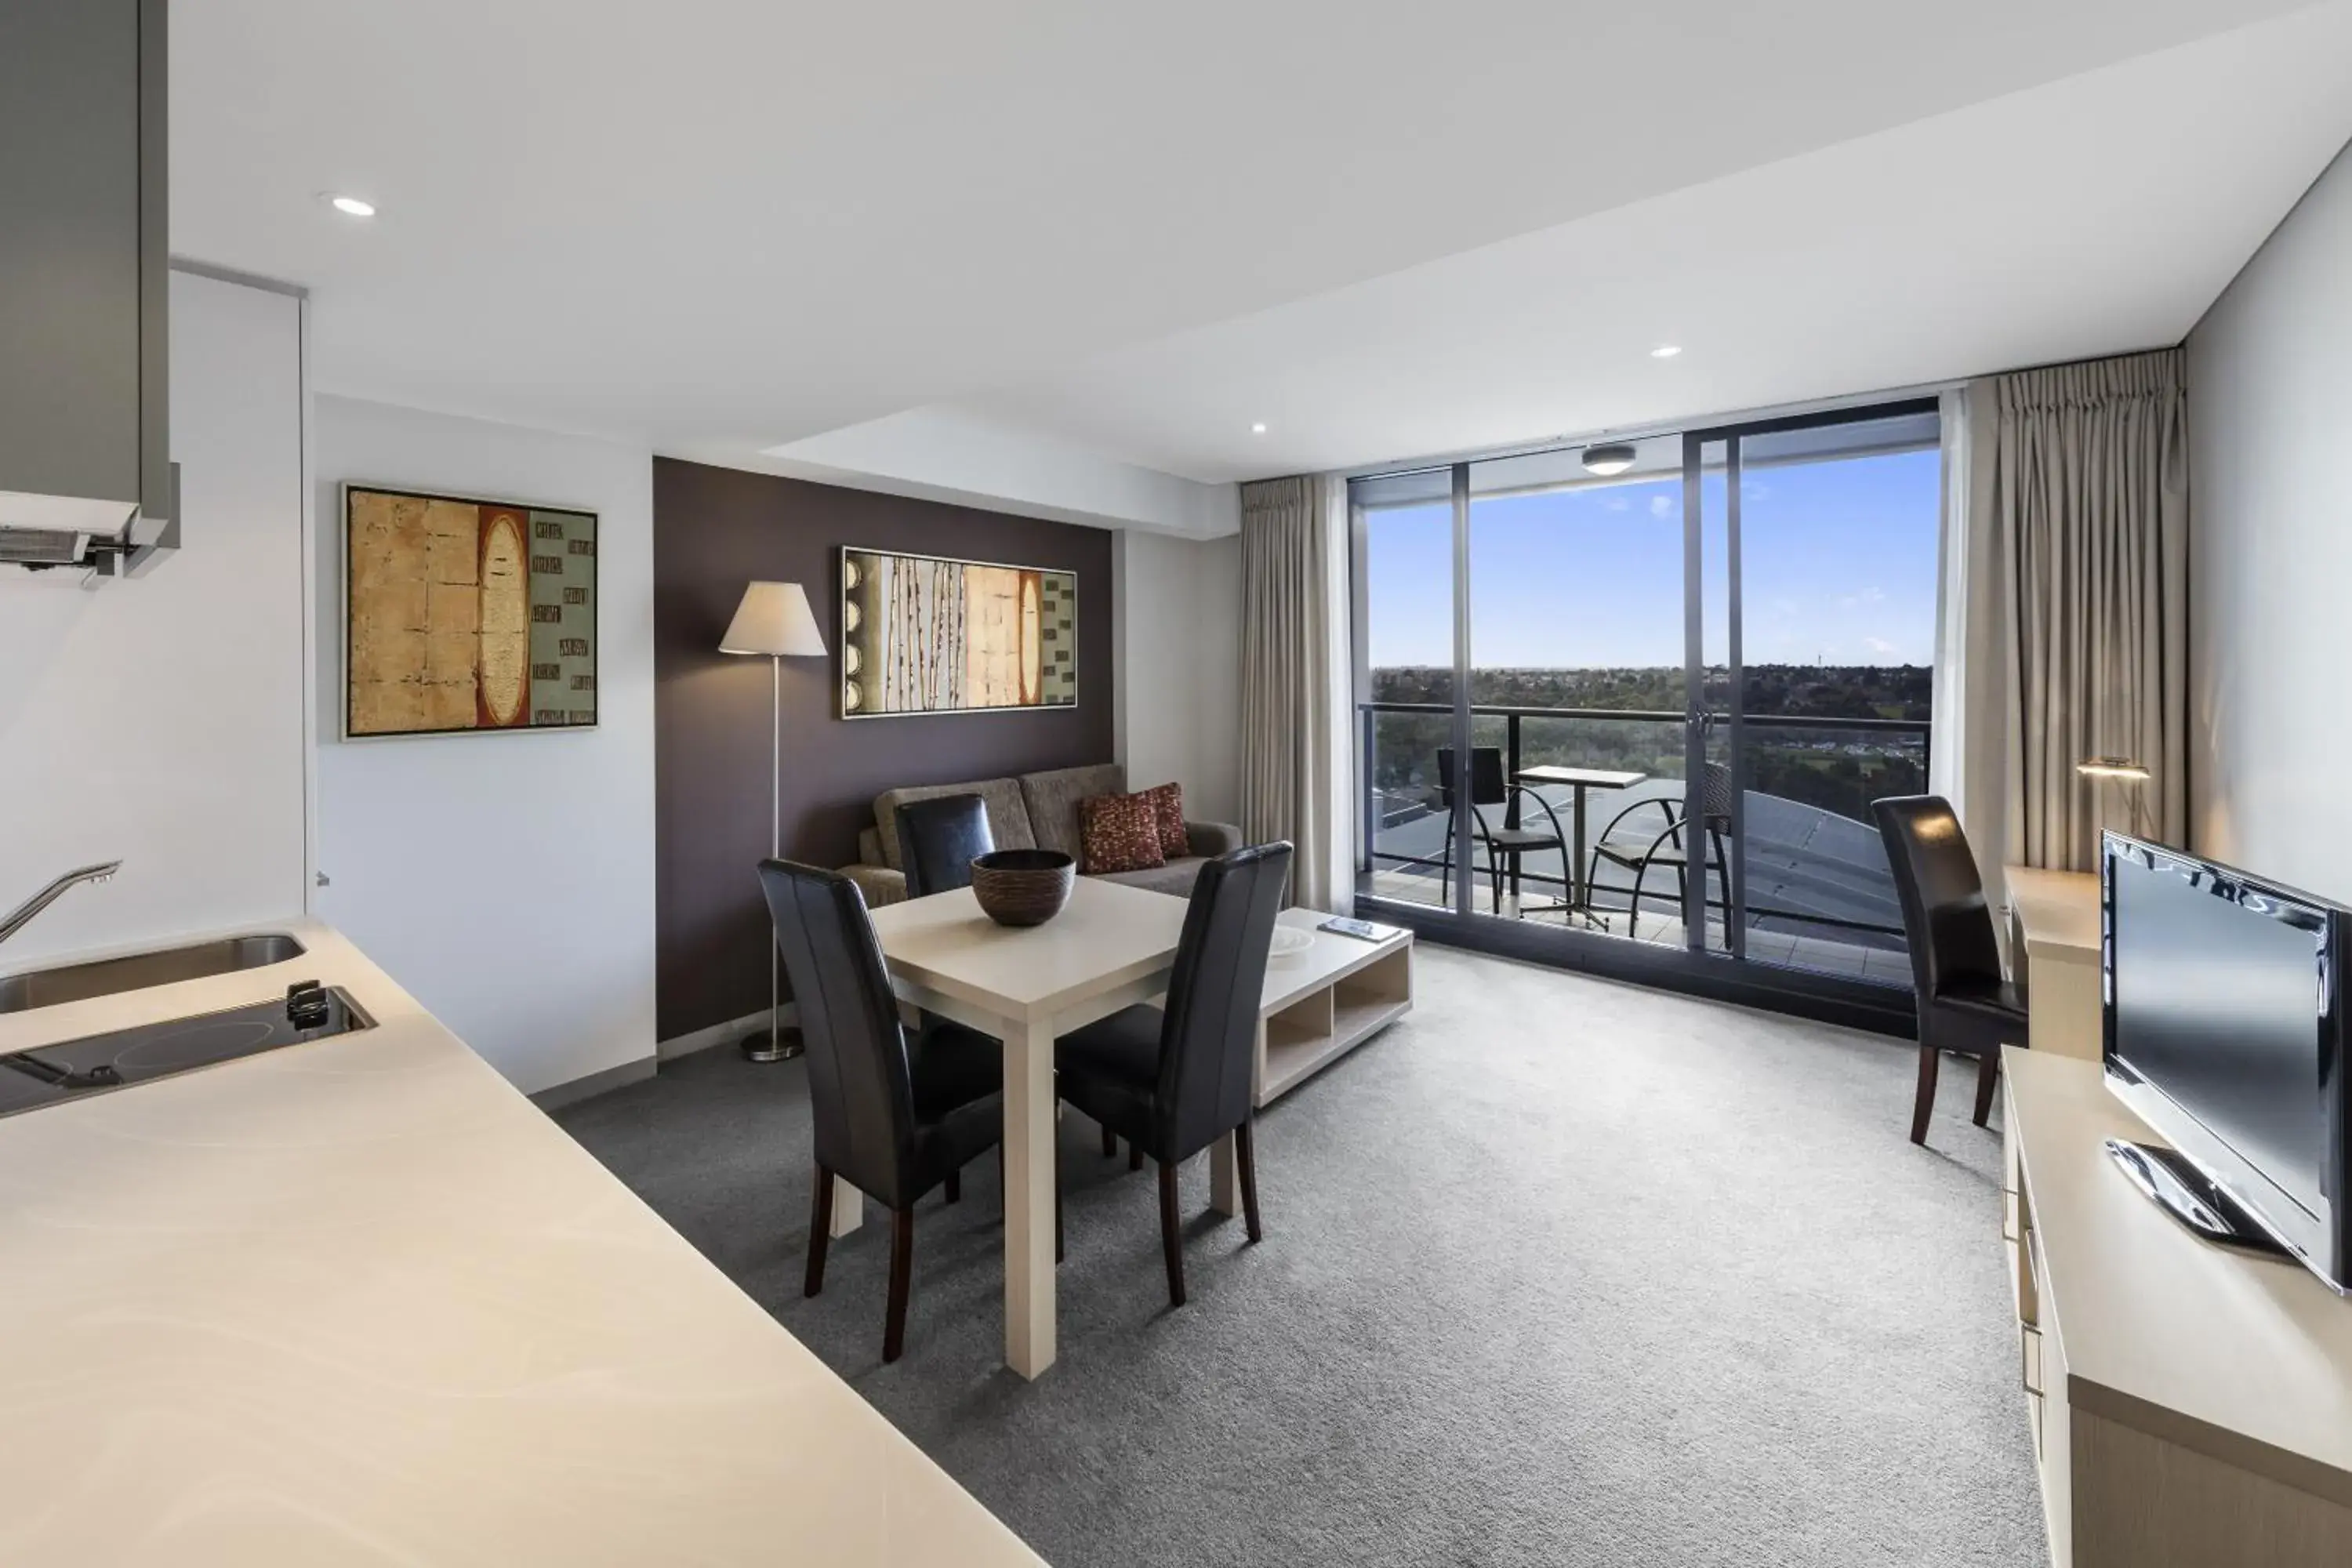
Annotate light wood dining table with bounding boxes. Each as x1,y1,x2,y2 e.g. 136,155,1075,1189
859,876,1197,1380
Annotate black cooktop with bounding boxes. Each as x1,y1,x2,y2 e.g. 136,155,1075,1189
0,982,372,1119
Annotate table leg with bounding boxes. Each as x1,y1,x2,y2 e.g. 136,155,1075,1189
1003,1014,1057,1379
829,1174,863,1238
1570,784,1590,919
1210,1130,1241,1218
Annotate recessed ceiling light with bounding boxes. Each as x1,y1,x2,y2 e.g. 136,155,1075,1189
1581,443,1638,477
328,194,377,218
1650,344,1682,359
1250,422,1268,434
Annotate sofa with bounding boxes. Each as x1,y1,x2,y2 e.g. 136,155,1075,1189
838,763,1243,907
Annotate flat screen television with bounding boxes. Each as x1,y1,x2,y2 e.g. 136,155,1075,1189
2103,831,2352,1294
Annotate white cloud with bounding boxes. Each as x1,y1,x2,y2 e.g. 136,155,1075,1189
1648,494,1675,520
1864,636,1897,655
1838,586,1887,609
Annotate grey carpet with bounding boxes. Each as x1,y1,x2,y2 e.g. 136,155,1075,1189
555,946,2044,1566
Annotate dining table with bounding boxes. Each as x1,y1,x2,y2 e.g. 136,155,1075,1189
1511,764,1648,920
858,875,1209,1380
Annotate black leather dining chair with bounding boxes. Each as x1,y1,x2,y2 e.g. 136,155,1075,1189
895,793,993,899
1871,796,2030,1145
1053,841,1293,1307
758,858,1004,1362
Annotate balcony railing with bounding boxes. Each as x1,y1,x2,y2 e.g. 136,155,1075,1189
1357,700,1931,942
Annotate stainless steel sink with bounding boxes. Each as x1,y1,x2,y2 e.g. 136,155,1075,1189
0,934,307,1014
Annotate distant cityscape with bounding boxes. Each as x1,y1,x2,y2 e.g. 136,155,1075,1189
1366,663,1931,822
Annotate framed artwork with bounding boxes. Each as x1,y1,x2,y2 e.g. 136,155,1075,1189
839,546,1076,717
343,484,598,739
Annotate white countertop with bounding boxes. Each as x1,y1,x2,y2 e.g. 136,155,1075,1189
0,920,1044,1566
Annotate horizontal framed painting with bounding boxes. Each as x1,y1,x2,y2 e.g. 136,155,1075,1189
839,546,1076,718
343,484,598,739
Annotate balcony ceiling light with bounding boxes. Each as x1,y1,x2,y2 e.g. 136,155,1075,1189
328,194,376,217
1581,443,1638,477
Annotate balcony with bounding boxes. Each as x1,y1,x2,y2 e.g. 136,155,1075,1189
1356,701,1929,985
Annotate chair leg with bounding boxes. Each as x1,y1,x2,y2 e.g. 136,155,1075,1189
1911,1044,1941,1145
1236,1120,1263,1244
805,1162,834,1298
1157,1157,1186,1308
1972,1050,2001,1127
883,1206,915,1363
1101,1123,1117,1158
1439,813,1454,903
943,1168,960,1205
1129,1142,1143,1172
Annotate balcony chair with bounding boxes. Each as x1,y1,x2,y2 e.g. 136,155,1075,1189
1585,761,1733,938
1435,746,1570,916
1054,842,1293,1307
1870,795,2030,1145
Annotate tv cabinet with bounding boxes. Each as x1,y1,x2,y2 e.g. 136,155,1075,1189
2002,1048,2352,1565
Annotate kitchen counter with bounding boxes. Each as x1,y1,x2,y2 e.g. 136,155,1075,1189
0,920,1044,1566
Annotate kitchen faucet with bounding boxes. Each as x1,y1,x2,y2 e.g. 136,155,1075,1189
0,862,122,949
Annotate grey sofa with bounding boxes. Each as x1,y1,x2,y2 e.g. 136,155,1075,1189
839,763,1243,906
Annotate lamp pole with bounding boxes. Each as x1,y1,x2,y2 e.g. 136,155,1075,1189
746,651,797,1062
720,580,826,1064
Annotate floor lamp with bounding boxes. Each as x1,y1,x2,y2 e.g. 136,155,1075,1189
720,581,828,1062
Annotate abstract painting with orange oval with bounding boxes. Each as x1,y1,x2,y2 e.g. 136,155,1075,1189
838,547,1076,717
344,485,598,737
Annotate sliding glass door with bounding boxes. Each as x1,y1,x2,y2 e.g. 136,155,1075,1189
1351,400,1941,1005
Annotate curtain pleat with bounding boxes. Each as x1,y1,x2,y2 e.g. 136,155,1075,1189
1238,475,1330,909
1999,349,2189,871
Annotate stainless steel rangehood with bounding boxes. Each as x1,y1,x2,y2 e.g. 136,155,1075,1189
0,0,173,577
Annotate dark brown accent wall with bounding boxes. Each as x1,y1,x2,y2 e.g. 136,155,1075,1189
653,457,1116,1040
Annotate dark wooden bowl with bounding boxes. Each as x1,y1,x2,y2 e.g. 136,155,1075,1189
970,849,1076,927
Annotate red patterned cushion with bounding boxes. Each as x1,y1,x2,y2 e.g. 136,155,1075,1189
1138,781,1188,858
1080,791,1167,874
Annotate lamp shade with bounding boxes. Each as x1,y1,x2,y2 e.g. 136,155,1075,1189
720,581,826,657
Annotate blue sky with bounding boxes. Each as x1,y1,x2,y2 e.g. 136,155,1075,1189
1363,448,1940,668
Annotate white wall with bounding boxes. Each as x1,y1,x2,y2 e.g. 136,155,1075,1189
2187,141,2352,898
0,272,307,965
310,395,655,1094
1113,528,1241,825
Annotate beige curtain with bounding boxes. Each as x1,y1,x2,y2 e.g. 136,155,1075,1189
1999,349,2189,871
1239,475,1331,908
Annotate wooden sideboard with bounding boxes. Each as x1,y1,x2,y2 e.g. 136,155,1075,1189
2003,1048,2352,1565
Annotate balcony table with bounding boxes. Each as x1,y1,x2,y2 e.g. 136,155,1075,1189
1513,764,1649,920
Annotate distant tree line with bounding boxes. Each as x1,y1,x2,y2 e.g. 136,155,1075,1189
1363,665,1929,825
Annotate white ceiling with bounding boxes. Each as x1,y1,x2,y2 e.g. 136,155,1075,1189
172,0,2352,499
964,2,2352,481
